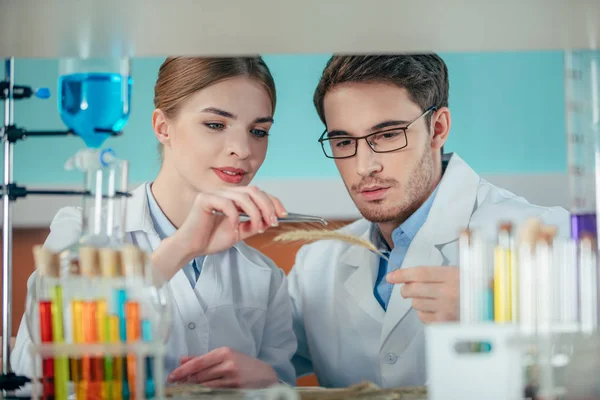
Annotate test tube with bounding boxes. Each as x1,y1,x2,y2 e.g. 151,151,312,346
474,233,493,322
517,218,543,336
79,247,103,400
108,316,123,400
141,320,154,398
459,229,491,323
122,245,147,399
125,302,141,399
118,160,129,243
494,224,513,323
553,239,578,330
518,244,536,336
459,229,474,323
121,245,146,400
34,246,58,399
536,227,559,400
535,229,555,336
578,235,598,334
67,260,84,400
99,248,124,400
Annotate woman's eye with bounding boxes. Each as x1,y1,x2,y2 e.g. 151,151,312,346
251,129,269,138
205,122,225,130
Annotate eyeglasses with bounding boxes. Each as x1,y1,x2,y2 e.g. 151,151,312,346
317,106,436,159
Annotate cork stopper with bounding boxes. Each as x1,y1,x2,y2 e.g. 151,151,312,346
579,233,597,251
539,224,558,245
498,222,513,233
459,228,472,243
120,244,145,277
518,218,542,248
79,246,100,277
33,245,59,278
99,248,123,278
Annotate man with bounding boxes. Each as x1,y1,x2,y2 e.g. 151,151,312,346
287,54,569,388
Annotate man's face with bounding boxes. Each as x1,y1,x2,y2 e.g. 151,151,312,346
322,82,441,224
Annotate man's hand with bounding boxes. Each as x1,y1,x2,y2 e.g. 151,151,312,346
167,347,279,389
386,266,459,323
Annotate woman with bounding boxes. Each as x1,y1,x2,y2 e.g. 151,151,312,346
12,56,296,388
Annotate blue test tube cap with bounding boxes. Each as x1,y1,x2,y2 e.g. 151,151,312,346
35,87,51,99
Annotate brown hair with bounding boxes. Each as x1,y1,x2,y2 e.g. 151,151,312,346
155,56,276,117
154,56,276,156
313,54,449,126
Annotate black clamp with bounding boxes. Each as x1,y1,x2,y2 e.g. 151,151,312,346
0,81,50,101
0,185,132,202
1,125,123,143
1,125,75,143
0,372,31,392
2,184,27,201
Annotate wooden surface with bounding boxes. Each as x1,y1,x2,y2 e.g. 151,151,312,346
0,222,353,385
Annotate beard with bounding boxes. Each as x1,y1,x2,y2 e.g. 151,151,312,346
348,148,435,225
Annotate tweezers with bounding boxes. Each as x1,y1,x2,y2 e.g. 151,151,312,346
212,211,328,226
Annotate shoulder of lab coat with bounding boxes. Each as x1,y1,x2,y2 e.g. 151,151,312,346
234,241,298,385
288,219,370,377
471,177,570,240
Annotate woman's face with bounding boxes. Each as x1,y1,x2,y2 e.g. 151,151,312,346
156,76,273,193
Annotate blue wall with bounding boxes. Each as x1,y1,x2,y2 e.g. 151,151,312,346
3,51,567,185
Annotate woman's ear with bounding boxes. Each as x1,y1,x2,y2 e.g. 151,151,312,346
152,109,171,146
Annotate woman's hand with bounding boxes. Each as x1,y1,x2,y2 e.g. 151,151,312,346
167,347,279,388
177,185,287,257
150,186,286,282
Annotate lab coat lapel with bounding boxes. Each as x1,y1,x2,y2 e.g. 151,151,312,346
380,153,480,348
380,234,443,349
120,184,192,318
116,183,155,236
341,227,386,323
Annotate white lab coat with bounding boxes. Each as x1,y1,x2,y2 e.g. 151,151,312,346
11,184,297,385
288,153,570,388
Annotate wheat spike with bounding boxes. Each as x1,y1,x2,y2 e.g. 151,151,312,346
273,228,396,267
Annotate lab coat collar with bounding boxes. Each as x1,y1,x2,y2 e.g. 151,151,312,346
341,223,387,323
122,182,156,235
420,152,480,247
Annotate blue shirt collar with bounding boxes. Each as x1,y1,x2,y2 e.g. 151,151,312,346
372,184,440,250
145,182,177,240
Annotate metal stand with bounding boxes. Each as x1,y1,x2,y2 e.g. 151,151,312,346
0,57,126,396
1,57,23,396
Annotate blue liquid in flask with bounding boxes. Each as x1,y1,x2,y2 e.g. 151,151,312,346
59,72,132,148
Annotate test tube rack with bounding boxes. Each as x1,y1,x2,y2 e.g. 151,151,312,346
426,224,600,400
25,244,171,400
29,343,166,400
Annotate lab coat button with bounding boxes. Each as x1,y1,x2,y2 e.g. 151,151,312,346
385,352,398,364
188,322,196,330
